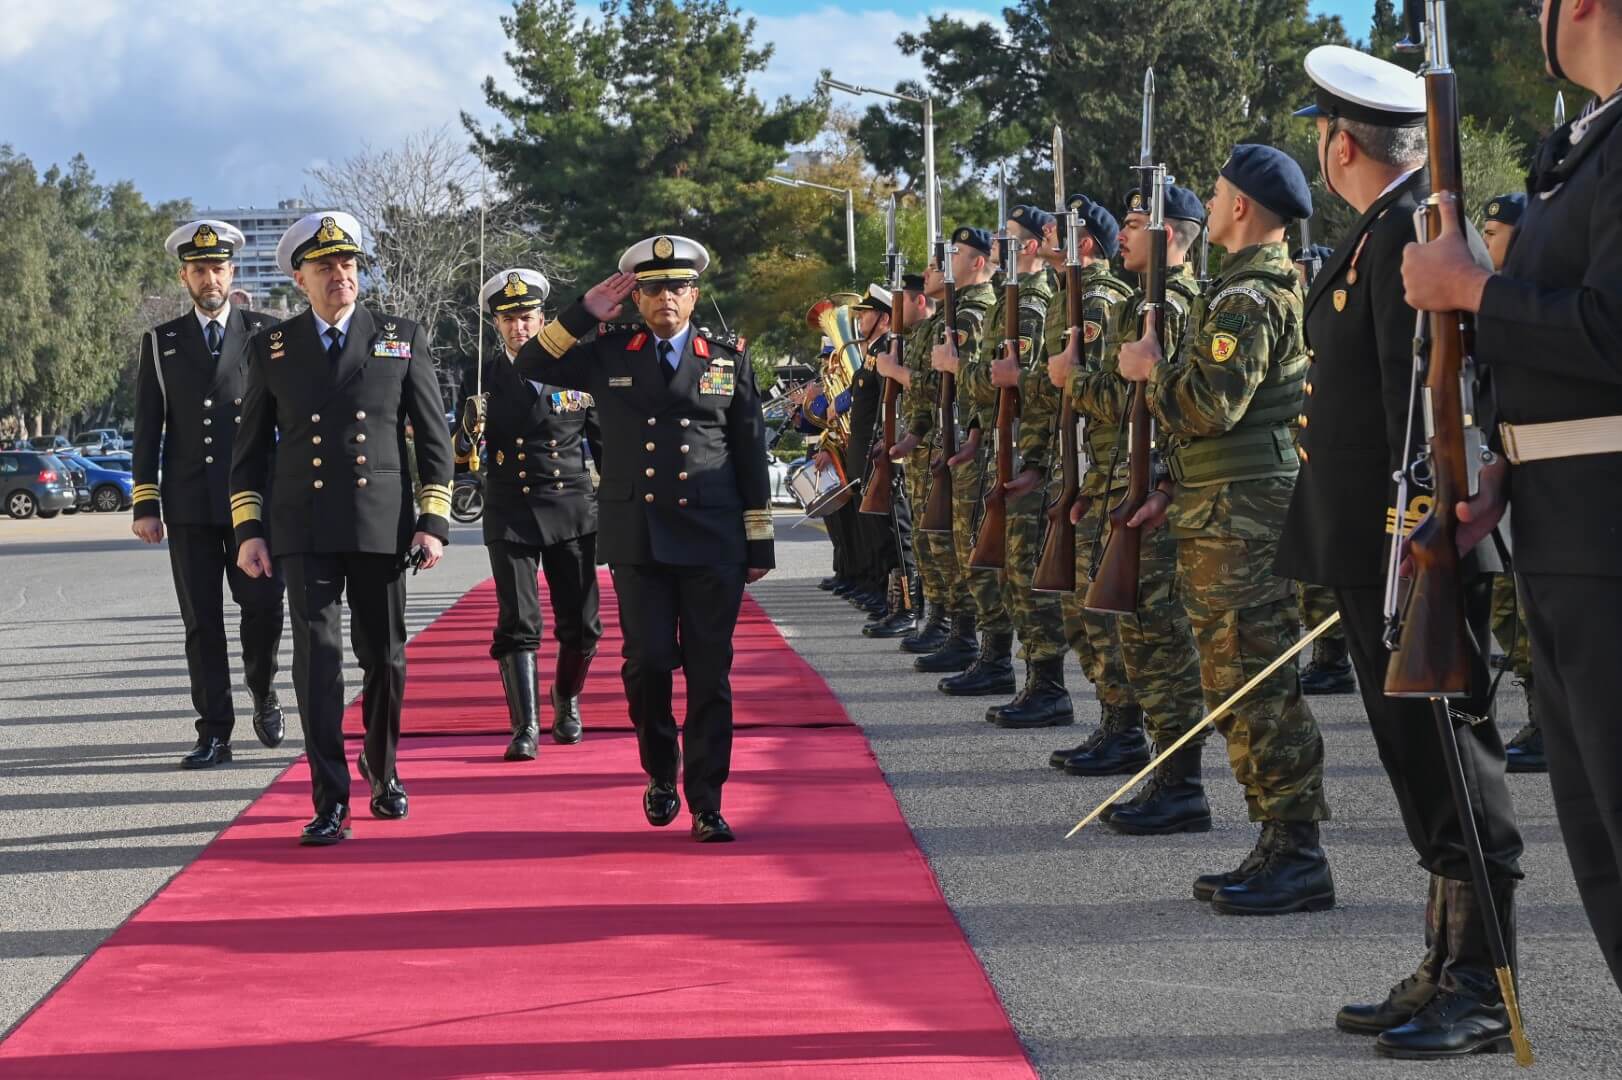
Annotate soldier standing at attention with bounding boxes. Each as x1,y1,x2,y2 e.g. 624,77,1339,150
514,235,773,844
133,220,286,770
459,268,603,761
1118,146,1333,915
850,285,918,639
1278,48,1523,1055
232,211,455,846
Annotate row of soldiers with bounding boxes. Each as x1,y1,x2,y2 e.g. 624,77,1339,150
790,36,1607,1059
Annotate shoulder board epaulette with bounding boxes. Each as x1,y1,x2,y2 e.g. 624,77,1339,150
1210,284,1270,310
597,321,643,337
373,314,419,337
696,327,742,352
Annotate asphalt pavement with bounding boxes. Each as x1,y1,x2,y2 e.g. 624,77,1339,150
2,510,1618,1078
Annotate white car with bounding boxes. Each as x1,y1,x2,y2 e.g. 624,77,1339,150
768,456,799,507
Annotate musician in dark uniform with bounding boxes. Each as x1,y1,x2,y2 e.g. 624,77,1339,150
514,234,774,844
1403,2,1622,997
133,220,286,769
458,268,603,760
1278,47,1522,1056
230,211,455,846
851,285,917,638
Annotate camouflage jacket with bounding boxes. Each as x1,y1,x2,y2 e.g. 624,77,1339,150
901,312,943,439
908,281,995,439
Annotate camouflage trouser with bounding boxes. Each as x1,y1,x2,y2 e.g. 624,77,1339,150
1175,531,1329,823
1298,583,1344,646
1105,519,1208,749
1061,495,1134,708
1491,573,1533,680
1002,488,1069,662
952,452,1009,632
909,447,957,609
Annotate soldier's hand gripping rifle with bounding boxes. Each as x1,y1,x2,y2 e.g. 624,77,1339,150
1382,1,1531,1066
970,165,1018,569
920,193,958,534
1085,68,1162,615
860,194,906,518
1033,126,1084,593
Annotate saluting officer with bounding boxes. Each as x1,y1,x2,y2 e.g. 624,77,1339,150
513,235,774,844
1278,47,1523,1057
460,268,604,761
231,211,455,846
133,220,286,769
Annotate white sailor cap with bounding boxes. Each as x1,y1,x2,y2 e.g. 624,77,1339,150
853,284,892,315
165,219,244,262
618,234,710,282
275,211,365,278
481,267,550,315
1296,45,1426,128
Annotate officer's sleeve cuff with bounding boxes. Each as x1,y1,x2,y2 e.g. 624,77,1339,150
747,539,776,571
414,513,451,544
132,485,161,520
543,303,599,356
418,482,453,520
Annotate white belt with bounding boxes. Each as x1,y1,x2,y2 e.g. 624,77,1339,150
1500,416,1622,464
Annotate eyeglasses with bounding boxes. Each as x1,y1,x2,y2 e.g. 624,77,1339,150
636,281,694,297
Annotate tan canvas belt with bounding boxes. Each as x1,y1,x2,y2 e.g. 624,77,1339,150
1500,416,1622,464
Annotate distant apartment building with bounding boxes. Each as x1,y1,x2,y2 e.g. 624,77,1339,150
187,199,333,306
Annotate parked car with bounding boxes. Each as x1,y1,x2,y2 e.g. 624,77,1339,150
0,451,78,519
72,428,124,453
768,454,797,507
51,454,93,513
86,453,132,473
27,435,72,453
58,451,133,512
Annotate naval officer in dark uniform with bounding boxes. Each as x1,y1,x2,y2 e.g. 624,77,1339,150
458,267,603,761
133,220,286,769
1403,1,1622,996
230,211,455,845
514,234,774,843
1278,47,1522,1057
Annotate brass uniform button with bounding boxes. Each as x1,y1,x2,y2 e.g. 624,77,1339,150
1299,448,1309,463
203,399,213,408
203,418,212,426
678,471,688,481
314,479,324,489
356,455,367,464
646,417,656,426
644,493,655,503
549,439,558,447
313,457,323,467
645,468,655,478
553,482,563,491
519,470,527,478
204,437,213,445
552,469,561,477
313,435,323,445
549,452,559,459
355,434,366,443
517,452,526,461
1304,383,1313,397
205,456,214,464
523,485,531,493
356,478,368,488
1297,415,1307,428
234,398,242,406
312,413,321,422
680,444,690,454
678,498,689,507
234,416,241,424
355,410,366,420
645,442,655,452
516,437,524,445
680,418,691,428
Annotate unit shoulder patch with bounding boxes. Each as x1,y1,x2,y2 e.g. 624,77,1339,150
1211,284,1269,311
1210,333,1240,363
1212,312,1248,335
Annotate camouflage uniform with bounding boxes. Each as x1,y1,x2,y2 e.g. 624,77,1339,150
1147,241,1328,824
1071,263,1208,747
944,280,1004,632
902,310,962,613
1490,574,1532,679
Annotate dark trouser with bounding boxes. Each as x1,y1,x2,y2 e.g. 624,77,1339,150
487,535,603,659
166,523,284,740
1335,583,1523,883
1520,573,1622,992
860,474,913,584
281,552,406,815
612,561,745,814
827,499,862,583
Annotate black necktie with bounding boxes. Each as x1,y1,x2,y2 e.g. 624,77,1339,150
326,326,343,365
658,340,676,384
204,321,223,356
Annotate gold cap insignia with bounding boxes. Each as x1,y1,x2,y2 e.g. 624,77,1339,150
1129,193,1145,212
1012,208,1024,219
504,272,528,297
653,236,675,260
1211,333,1238,362
1488,201,1501,216
315,217,344,243
1333,289,1347,312
193,225,218,249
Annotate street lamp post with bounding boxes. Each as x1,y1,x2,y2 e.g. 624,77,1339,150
767,176,856,275
818,77,937,251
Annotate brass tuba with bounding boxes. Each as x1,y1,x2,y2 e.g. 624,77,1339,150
804,292,864,457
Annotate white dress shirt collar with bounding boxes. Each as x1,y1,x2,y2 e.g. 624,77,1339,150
312,307,356,342
1379,167,1422,202
194,303,231,335
653,322,693,365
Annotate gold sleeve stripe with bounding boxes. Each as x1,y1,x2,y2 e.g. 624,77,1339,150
537,319,578,359
743,508,773,542
230,492,263,508
418,483,454,518
231,492,264,528
131,484,161,502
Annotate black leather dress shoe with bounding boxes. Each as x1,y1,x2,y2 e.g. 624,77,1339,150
357,751,409,820
1374,991,1511,1058
1337,974,1439,1035
818,576,840,591
550,685,584,744
251,691,286,748
644,780,681,826
300,804,351,846
181,737,232,770
691,811,735,843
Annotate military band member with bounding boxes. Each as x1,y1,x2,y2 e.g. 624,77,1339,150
851,285,919,638
231,211,455,845
1053,188,1212,833
927,227,1005,688
1278,48,1523,1054
797,342,870,612
1119,145,1333,915
459,268,604,761
1401,0,1622,995
514,235,773,844
134,220,286,769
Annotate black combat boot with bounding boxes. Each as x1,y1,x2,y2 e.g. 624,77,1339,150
938,630,1015,695
987,661,1034,723
1193,824,1277,902
1376,878,1516,1058
1105,742,1211,834
1299,634,1356,694
900,602,949,654
994,657,1074,728
1062,703,1150,775
1210,821,1336,915
914,613,978,673
550,646,593,744
1504,679,1545,773
1338,874,1447,1035
498,651,541,761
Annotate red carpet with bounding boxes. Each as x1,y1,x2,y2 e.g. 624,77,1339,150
0,578,1035,1079
347,571,849,736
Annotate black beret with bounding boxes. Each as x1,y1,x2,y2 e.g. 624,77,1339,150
1009,204,1055,240
1061,194,1120,259
952,226,994,256
1220,144,1313,222
1483,193,1526,226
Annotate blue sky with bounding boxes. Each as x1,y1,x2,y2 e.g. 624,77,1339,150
0,1,1375,209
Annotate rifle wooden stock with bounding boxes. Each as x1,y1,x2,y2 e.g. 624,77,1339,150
1084,223,1165,614
1033,261,1089,593
970,274,1022,569
860,296,907,517
919,281,958,534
